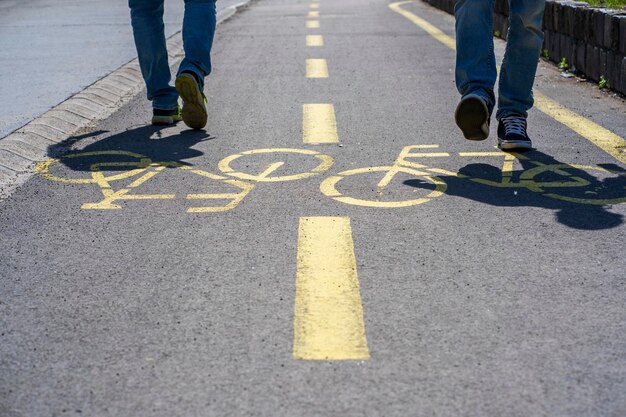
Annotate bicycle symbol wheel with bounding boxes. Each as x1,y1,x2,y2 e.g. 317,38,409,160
320,165,447,208
36,151,152,185
218,148,334,182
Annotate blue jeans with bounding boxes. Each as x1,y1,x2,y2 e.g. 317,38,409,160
129,0,216,110
454,0,545,119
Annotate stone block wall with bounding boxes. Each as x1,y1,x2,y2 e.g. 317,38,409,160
422,0,626,95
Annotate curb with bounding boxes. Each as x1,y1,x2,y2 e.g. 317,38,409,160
0,0,252,200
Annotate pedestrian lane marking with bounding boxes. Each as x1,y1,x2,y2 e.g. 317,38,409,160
306,35,324,47
308,11,320,18
388,0,626,165
303,104,339,144
293,217,370,360
306,59,329,78
306,20,320,29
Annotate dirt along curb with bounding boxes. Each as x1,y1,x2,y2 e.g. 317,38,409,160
0,1,252,200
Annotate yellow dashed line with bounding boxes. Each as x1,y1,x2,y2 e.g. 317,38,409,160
294,217,370,360
306,35,324,47
303,104,339,144
306,59,329,78
308,11,320,18
306,20,320,29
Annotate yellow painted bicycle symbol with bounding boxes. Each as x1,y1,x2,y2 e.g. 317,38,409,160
36,145,626,212
36,148,333,213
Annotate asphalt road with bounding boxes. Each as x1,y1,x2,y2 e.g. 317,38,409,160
0,0,241,139
1,0,625,416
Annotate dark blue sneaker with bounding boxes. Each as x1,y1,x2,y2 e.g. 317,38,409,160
455,94,492,141
497,116,533,150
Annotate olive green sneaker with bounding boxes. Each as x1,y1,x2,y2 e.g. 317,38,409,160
151,106,181,125
175,72,208,129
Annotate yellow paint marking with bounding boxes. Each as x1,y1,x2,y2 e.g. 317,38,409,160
320,166,446,208
389,1,626,164
388,1,455,50
308,11,319,18
303,104,339,144
306,35,324,47
533,92,626,164
306,59,329,78
310,4,319,8
306,20,320,29
378,144,449,188
294,217,369,360
218,148,334,181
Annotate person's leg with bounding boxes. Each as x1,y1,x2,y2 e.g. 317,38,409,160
454,0,497,140
454,0,497,108
129,0,178,111
174,0,217,129
177,0,217,87
496,0,545,119
496,0,545,150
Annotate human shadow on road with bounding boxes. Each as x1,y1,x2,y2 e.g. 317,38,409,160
403,149,626,230
47,124,212,173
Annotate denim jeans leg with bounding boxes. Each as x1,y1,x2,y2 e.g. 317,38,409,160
496,0,546,119
176,0,217,90
454,0,497,108
129,0,178,110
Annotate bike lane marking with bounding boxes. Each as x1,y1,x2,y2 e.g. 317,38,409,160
306,59,329,78
293,217,370,360
388,1,626,165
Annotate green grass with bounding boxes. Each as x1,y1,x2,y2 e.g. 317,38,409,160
584,0,626,8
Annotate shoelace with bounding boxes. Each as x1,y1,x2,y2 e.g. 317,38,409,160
502,116,527,136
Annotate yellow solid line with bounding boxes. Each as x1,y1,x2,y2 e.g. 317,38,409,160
306,35,324,47
294,217,370,360
306,59,329,78
303,104,339,144
389,1,455,50
306,20,320,29
533,92,626,164
388,1,626,164
308,11,319,18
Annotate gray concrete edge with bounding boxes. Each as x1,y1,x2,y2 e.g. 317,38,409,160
0,0,252,200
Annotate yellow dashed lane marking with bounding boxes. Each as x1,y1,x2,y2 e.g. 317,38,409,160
306,20,320,29
308,11,320,18
306,35,324,47
389,0,626,164
306,59,329,78
294,217,370,360
303,104,339,144
310,4,319,9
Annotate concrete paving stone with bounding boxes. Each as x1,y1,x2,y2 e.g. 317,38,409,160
57,100,103,118
22,124,67,144
0,149,34,172
12,132,58,151
104,75,138,90
620,15,626,55
84,88,122,105
0,139,47,162
45,110,91,127
74,92,117,107
94,81,128,98
32,116,78,135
